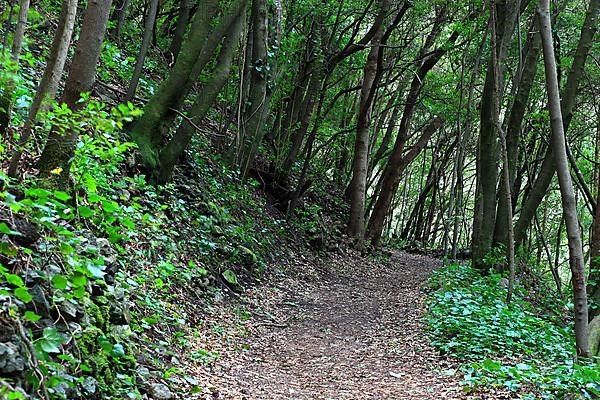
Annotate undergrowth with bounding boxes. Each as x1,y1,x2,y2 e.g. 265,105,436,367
0,98,287,398
426,263,600,399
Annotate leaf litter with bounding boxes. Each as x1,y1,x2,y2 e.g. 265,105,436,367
180,250,509,399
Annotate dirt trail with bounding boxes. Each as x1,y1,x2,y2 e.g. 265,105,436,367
193,251,465,399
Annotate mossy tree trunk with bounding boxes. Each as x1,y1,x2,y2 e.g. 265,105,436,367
237,0,270,178
156,8,245,183
128,0,246,173
37,0,113,186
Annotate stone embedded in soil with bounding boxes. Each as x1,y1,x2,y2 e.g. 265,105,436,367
0,341,26,374
82,376,98,394
147,383,173,399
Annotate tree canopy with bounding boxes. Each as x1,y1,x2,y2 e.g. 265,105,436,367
0,0,599,398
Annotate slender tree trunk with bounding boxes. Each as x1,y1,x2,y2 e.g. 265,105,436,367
489,0,515,299
8,0,79,178
347,0,387,247
401,165,437,242
588,118,600,319
287,85,326,214
126,0,159,100
534,214,562,295
472,0,521,271
110,0,130,41
451,31,486,258
238,0,272,178
494,23,541,246
2,0,16,51
0,0,30,136
513,0,599,244
10,0,30,61
538,0,589,358
279,65,322,179
168,0,191,62
369,91,402,171
38,0,113,185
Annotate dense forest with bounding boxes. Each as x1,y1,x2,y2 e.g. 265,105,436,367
0,0,599,398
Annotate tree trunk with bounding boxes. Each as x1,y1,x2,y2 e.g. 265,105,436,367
38,0,113,185
279,64,322,180
347,0,387,247
513,0,599,244
10,0,30,60
450,31,486,258
489,0,515,298
588,119,600,319
168,0,191,62
2,0,16,51
0,0,30,136
237,0,271,178
128,0,219,170
8,0,79,178
493,23,541,246
472,0,521,271
110,0,130,41
538,0,590,358
126,0,160,100
156,8,245,183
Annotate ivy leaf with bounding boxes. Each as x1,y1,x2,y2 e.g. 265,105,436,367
8,391,26,399
14,287,33,303
78,206,94,218
51,275,68,290
101,200,119,213
87,263,106,279
222,269,238,286
24,311,41,322
0,222,11,234
70,274,87,287
0,222,22,236
39,327,65,353
53,191,71,202
5,273,24,287
112,343,125,357
98,335,113,354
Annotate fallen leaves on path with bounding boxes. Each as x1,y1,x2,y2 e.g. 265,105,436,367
181,251,508,399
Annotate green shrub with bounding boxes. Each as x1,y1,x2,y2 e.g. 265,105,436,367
426,263,600,399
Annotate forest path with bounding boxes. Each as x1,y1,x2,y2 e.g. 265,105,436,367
191,251,465,399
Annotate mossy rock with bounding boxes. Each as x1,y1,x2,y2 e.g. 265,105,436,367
77,325,137,395
78,326,115,389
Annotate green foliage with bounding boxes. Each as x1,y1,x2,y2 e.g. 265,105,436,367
99,41,135,83
0,99,146,398
426,263,599,398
